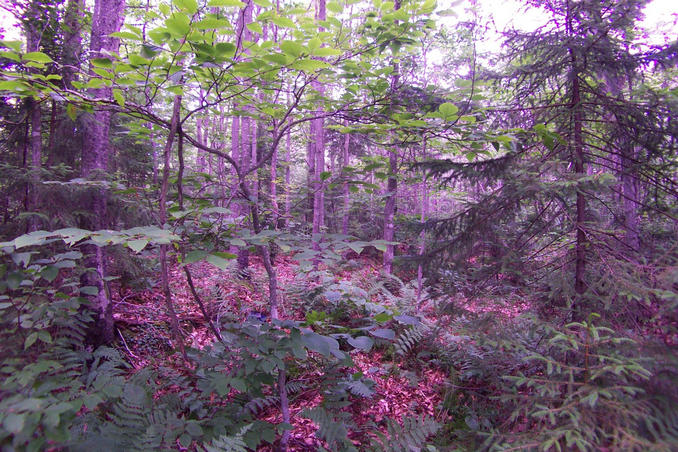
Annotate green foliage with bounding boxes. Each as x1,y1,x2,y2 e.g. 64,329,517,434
369,415,441,452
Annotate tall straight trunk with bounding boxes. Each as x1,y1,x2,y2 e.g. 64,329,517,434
24,6,42,232
416,140,428,307
621,148,640,250
283,128,291,227
80,0,125,344
382,148,397,274
270,126,279,227
28,98,41,232
341,127,350,235
306,127,315,223
382,0,401,274
567,5,587,301
49,0,83,168
311,0,326,249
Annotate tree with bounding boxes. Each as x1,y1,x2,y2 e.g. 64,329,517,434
80,0,126,344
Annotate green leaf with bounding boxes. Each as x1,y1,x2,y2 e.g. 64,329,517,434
313,47,342,57
113,89,125,107
302,331,343,358
208,0,244,6
3,413,26,434
347,335,373,351
195,18,230,29
110,31,141,40
41,265,59,282
370,328,395,340
66,104,77,121
166,14,191,36
394,314,419,325
80,286,99,296
91,57,113,68
327,1,343,13
127,239,148,253
230,377,247,392
185,250,208,263
271,16,296,28
280,40,304,58
438,102,458,117
230,238,247,247
23,51,53,63
374,312,392,323
215,42,236,58
174,0,198,14
206,254,233,270
291,58,330,72
25,332,38,349
247,22,263,35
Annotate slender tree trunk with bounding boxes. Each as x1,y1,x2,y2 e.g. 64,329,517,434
28,98,41,232
621,148,640,250
24,9,42,232
417,140,428,308
236,0,253,276
284,128,291,227
382,0,401,274
311,0,326,251
271,126,279,227
159,95,187,360
342,128,350,236
80,0,125,345
567,5,587,302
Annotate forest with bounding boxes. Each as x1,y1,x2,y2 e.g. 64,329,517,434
0,0,677,449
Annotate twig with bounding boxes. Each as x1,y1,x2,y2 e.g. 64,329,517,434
117,327,139,367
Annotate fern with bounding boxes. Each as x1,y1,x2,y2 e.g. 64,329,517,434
202,425,251,452
370,415,441,452
301,406,357,452
395,324,429,357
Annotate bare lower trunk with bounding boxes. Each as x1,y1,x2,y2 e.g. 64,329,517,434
159,95,187,360
382,148,397,274
28,99,41,232
80,0,125,345
283,128,291,227
416,142,428,308
342,127,350,236
621,150,640,250
568,9,587,304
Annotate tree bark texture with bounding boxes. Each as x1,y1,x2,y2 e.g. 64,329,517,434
80,0,125,344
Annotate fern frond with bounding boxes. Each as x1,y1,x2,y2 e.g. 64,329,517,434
202,424,251,452
370,415,440,452
301,406,356,451
395,324,430,357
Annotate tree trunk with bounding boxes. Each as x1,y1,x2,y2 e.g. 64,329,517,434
158,95,188,360
342,127,350,236
283,128,291,227
80,0,125,345
417,140,428,308
382,0,401,274
24,6,42,232
311,0,326,251
567,5,587,303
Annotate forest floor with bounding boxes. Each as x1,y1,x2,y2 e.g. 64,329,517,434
108,254,526,451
